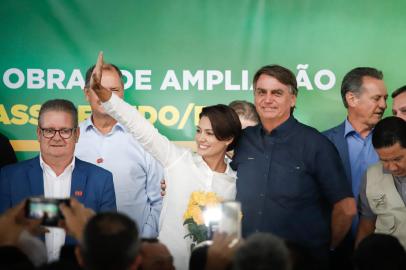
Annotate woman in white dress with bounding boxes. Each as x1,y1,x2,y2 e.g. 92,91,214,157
90,53,242,270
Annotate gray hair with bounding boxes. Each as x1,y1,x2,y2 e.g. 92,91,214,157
233,233,291,270
38,99,78,127
341,67,383,108
229,100,259,125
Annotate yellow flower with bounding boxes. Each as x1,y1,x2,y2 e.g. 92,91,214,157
183,191,229,248
183,208,191,220
190,205,204,225
206,192,221,206
191,191,207,206
185,192,225,235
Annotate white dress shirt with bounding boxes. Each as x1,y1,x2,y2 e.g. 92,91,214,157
40,155,74,262
103,95,236,270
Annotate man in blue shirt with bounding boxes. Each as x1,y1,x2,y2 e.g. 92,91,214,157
231,65,355,266
75,63,164,238
323,68,387,265
323,68,387,208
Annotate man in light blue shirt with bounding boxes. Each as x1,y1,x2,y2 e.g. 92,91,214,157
324,67,387,213
75,62,163,237
344,120,379,200
323,67,387,269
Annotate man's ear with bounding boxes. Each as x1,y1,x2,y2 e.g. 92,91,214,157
84,88,90,102
75,246,85,268
37,126,41,142
290,94,297,108
346,91,359,108
75,127,80,143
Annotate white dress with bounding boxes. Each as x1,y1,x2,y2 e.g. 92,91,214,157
103,95,237,270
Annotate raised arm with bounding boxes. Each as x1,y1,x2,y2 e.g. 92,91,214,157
90,52,185,166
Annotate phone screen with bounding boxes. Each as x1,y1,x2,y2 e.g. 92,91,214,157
203,200,242,240
25,197,69,227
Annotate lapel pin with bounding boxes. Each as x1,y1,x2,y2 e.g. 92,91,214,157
74,190,83,197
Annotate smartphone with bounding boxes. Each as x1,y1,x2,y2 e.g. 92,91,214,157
25,197,70,227
218,201,241,238
203,200,242,239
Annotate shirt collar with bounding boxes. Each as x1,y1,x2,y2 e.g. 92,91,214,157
83,116,125,133
193,153,236,176
344,118,374,139
344,118,356,137
259,115,296,138
39,154,76,176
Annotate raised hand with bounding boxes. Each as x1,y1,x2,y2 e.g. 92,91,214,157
161,179,167,197
90,51,112,102
0,200,41,246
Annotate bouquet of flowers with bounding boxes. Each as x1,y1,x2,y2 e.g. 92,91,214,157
183,191,222,249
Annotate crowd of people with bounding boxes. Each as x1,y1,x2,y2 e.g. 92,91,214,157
1,51,406,269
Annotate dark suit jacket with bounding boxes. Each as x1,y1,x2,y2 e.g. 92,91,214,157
322,121,352,187
0,132,17,168
0,156,116,244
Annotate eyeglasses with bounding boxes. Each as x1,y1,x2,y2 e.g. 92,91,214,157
39,127,76,139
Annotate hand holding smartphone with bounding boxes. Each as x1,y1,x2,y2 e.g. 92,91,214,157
25,197,70,227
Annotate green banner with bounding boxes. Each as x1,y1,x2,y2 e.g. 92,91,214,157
1,0,404,160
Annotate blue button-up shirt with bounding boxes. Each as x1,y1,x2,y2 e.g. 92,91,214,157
344,119,379,198
75,117,164,237
231,116,352,250
344,119,379,234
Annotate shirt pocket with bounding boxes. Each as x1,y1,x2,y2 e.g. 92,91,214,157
375,215,396,234
270,159,309,199
369,194,387,212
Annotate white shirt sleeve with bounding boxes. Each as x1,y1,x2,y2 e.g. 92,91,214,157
102,94,186,167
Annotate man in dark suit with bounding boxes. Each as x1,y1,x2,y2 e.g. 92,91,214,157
323,67,387,269
0,99,116,262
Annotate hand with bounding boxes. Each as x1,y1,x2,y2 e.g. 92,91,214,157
161,179,166,196
59,198,95,242
90,51,112,102
205,232,242,270
0,200,41,246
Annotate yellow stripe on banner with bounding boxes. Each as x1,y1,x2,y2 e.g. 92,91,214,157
10,140,40,152
10,140,196,152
